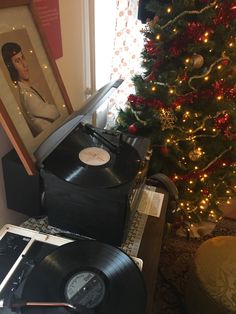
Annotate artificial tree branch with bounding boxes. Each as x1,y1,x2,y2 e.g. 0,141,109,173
161,1,216,30
188,56,231,91
202,146,232,172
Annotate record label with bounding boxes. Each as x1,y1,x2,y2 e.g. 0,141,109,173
65,271,105,308
78,147,110,166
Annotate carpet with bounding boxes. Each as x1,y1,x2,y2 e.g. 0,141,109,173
153,218,236,314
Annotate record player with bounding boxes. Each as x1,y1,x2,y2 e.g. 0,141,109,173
3,79,152,246
0,224,146,314
37,126,151,246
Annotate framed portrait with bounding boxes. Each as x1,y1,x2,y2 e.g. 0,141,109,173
0,0,73,175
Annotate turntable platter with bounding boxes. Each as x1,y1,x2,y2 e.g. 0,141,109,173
21,240,146,314
42,127,141,188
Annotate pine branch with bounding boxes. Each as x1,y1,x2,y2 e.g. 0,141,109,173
188,56,231,91
160,1,217,30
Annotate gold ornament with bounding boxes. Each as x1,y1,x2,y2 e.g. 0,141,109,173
191,54,204,69
158,108,176,130
189,149,202,161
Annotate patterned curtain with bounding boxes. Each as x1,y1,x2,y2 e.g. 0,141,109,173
107,0,144,126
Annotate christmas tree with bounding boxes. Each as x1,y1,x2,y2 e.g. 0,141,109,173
116,0,236,225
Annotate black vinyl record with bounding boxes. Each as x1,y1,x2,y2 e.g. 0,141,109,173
21,240,146,314
42,126,141,188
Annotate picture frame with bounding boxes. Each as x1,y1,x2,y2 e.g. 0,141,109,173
0,0,73,175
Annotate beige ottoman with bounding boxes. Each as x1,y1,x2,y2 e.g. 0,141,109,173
185,236,236,314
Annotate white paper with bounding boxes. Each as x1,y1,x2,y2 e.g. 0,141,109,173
137,185,164,217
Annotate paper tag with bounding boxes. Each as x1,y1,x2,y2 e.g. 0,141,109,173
137,185,164,217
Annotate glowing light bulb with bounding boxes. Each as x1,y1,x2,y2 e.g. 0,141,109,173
156,34,161,40
204,76,209,81
167,7,172,13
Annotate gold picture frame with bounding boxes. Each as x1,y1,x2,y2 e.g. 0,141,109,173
0,0,73,175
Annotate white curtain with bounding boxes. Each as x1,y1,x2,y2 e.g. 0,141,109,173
107,0,144,126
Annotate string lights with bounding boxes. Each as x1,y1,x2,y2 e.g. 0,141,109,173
116,0,236,225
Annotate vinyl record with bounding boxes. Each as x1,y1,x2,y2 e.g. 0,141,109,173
21,240,146,314
42,127,141,188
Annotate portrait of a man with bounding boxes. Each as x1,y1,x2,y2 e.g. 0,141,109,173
1,40,60,137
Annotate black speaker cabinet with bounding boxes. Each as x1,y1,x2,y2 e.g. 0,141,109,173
2,149,41,216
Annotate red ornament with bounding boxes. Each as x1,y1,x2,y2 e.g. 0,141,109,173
128,94,144,107
221,58,230,66
144,39,160,56
169,45,182,57
128,123,137,134
146,98,164,108
160,146,169,156
229,87,236,99
223,129,236,141
145,71,156,81
202,188,209,196
213,1,236,27
215,113,231,131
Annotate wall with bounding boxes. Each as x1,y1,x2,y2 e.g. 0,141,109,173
0,0,91,228
56,0,89,108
